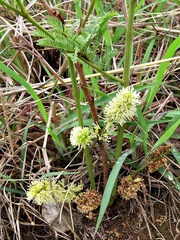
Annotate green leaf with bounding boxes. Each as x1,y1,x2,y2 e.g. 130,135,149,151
20,117,33,175
0,61,48,123
153,117,180,150
37,38,74,52
172,147,180,165
169,0,180,5
0,187,25,195
95,149,134,233
90,11,118,53
158,167,180,191
74,0,83,18
0,174,16,188
137,107,148,154
145,37,180,111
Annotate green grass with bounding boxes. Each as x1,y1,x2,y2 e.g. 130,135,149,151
145,37,180,111
0,0,179,239
95,149,134,233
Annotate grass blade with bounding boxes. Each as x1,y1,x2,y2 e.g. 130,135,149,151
95,148,134,234
0,187,25,195
158,167,180,191
0,174,16,188
145,37,180,111
0,61,48,123
153,116,180,150
137,106,148,154
172,147,180,165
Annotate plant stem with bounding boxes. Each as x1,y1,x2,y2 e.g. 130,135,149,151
75,62,98,124
0,0,54,40
76,0,108,189
16,0,28,15
67,57,96,189
0,0,22,15
84,147,96,189
115,0,136,174
99,141,108,188
123,0,136,87
67,57,84,127
75,62,108,188
81,0,96,28
115,125,124,159
109,125,124,205
110,0,136,205
78,55,123,84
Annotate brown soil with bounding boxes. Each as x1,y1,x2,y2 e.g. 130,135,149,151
14,187,179,240
76,196,179,240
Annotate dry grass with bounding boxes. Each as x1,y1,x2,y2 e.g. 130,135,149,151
0,1,180,239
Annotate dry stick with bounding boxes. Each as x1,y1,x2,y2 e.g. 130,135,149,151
1,94,14,157
75,62,108,188
98,141,108,188
22,203,35,225
122,0,128,25
40,0,57,15
75,62,98,124
136,197,153,240
40,0,65,24
49,59,68,95
43,56,180,88
42,102,55,171
15,35,72,91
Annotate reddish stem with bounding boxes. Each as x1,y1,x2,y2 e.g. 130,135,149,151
75,62,108,188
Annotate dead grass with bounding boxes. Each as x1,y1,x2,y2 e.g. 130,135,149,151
0,1,180,239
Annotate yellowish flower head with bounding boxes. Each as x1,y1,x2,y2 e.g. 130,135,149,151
26,179,83,205
104,87,141,131
70,126,92,148
26,179,57,205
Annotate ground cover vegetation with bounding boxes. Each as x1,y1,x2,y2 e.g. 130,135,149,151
0,0,180,239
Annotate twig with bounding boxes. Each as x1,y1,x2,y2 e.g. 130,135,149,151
40,0,65,24
81,0,96,28
99,141,108,188
43,56,180,88
15,35,72,91
42,102,54,171
67,57,96,189
75,62,98,124
75,62,108,188
1,94,14,157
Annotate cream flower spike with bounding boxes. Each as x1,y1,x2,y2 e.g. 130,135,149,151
104,87,141,131
70,126,93,149
26,179,83,205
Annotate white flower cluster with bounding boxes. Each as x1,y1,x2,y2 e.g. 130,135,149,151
26,179,83,205
104,87,141,132
69,87,140,147
70,126,93,149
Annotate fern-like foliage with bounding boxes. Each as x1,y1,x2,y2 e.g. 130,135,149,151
102,49,118,69
38,38,74,52
34,30,52,38
88,11,117,53
34,12,117,62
